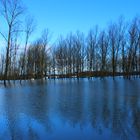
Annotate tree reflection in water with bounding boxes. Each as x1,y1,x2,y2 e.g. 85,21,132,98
0,78,140,140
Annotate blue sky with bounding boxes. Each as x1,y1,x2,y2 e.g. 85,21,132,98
22,0,140,42
0,0,140,44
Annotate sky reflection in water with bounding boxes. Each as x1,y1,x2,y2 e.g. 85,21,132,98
0,77,140,140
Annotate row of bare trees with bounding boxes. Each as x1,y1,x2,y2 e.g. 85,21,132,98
21,16,140,79
49,17,140,78
0,1,140,84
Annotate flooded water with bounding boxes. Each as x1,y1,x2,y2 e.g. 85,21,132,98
0,77,140,140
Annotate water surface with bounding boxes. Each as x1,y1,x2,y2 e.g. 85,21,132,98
0,77,140,140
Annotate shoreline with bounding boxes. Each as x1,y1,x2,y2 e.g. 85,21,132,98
0,71,140,81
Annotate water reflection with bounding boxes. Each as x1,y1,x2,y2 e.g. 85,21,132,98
0,78,140,140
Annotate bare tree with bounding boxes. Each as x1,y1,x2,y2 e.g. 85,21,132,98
108,19,124,76
10,30,20,79
20,16,35,81
0,0,24,85
40,29,50,78
127,18,140,76
86,27,98,72
55,38,66,75
65,34,74,75
72,32,85,77
98,31,108,72
0,54,5,77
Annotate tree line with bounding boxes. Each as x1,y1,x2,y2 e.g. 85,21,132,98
0,0,140,85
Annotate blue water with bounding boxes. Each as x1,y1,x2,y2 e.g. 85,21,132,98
0,77,140,140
